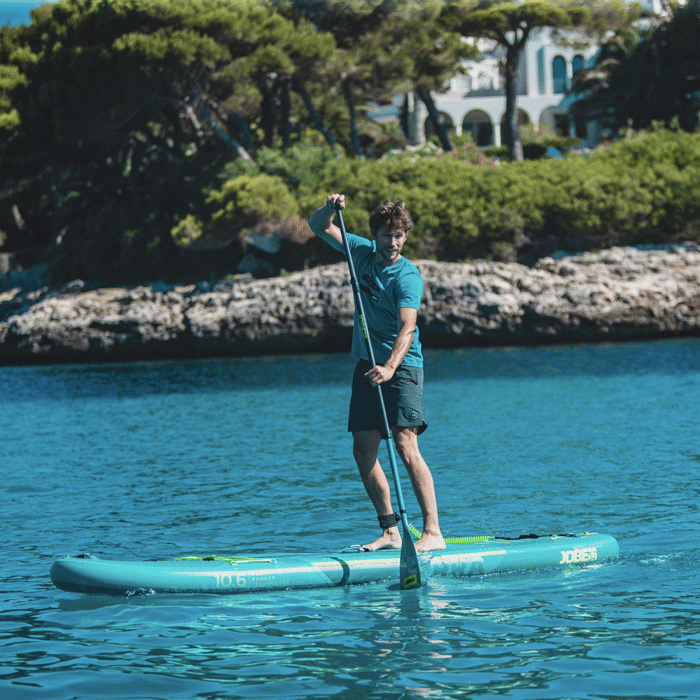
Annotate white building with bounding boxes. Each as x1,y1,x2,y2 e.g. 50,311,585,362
411,0,666,149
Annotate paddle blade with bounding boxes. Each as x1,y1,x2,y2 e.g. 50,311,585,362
399,524,422,590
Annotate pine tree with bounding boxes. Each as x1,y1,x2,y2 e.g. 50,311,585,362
445,0,590,161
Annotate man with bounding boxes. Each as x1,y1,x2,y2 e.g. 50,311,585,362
308,193,445,552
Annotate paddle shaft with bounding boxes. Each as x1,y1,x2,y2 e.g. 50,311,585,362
335,205,421,589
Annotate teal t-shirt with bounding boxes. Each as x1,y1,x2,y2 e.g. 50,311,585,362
345,233,423,368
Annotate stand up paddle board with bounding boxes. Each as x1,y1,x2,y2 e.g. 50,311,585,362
50,532,618,596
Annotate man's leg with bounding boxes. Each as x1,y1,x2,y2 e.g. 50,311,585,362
352,429,402,551
394,426,446,552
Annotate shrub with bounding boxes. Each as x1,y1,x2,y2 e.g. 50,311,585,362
210,128,700,269
206,174,299,237
171,214,203,246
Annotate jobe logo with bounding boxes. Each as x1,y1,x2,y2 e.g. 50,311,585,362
559,546,597,564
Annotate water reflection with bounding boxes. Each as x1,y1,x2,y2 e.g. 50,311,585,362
6,567,700,699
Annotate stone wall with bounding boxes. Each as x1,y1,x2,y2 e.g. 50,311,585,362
1,244,699,365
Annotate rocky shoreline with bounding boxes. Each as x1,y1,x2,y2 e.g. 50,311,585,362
2,244,700,365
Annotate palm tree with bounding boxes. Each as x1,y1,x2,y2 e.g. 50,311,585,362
571,0,700,133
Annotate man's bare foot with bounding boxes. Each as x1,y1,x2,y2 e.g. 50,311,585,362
359,526,402,552
415,532,446,552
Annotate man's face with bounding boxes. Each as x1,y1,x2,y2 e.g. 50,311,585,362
375,225,407,267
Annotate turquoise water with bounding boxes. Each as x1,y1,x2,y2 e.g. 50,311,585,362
2,339,699,699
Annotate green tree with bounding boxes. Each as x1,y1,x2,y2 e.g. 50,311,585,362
282,1,412,155
571,0,700,133
0,0,339,282
284,1,472,154
445,0,590,161
395,0,477,150
214,1,338,151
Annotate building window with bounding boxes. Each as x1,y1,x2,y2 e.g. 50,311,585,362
552,56,567,94
463,110,494,146
554,113,569,136
572,54,585,79
537,49,546,95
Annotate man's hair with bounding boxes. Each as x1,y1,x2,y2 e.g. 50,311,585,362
369,201,413,237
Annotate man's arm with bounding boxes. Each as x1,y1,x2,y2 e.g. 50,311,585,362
365,307,418,385
308,193,346,252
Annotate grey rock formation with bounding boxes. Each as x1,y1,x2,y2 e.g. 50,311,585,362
2,245,699,364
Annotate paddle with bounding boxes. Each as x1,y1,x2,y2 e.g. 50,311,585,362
335,203,422,590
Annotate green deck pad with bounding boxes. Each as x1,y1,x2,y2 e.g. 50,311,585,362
407,522,493,544
175,555,276,564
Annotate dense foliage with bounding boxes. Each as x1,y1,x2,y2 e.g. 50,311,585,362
0,0,473,282
181,127,700,271
572,0,700,134
290,128,700,265
0,0,698,285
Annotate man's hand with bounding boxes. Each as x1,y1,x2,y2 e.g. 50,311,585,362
326,193,345,210
309,193,346,251
365,364,395,386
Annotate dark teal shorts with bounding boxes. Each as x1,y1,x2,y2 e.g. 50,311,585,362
348,360,427,435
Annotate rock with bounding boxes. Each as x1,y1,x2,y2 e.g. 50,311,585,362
1,244,700,365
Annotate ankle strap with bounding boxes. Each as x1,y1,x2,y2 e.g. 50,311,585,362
378,513,400,530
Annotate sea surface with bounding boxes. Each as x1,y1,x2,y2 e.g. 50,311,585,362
2,339,699,699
